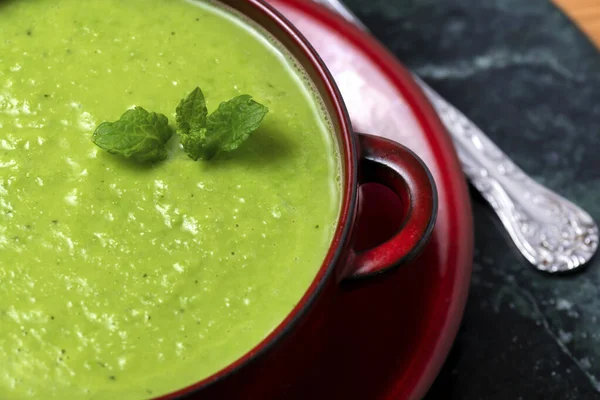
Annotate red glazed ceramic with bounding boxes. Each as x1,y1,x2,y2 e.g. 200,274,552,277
268,0,473,400
267,2,474,399
160,0,437,398
246,1,473,398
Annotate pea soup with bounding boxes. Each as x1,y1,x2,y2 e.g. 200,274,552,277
0,0,341,398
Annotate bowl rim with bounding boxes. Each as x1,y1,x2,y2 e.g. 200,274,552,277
163,0,358,397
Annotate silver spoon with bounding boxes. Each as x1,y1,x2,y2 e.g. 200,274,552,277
312,0,599,273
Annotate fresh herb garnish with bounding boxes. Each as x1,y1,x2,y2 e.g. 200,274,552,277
176,87,268,161
92,86,267,163
175,87,207,136
92,107,173,163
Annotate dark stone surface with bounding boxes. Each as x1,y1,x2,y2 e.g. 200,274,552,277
343,0,600,398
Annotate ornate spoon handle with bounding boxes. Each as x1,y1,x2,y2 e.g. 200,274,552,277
312,0,598,272
417,80,598,272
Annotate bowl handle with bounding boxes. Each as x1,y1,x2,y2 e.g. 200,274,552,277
342,133,438,280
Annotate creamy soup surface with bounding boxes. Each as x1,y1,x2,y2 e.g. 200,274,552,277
0,0,340,398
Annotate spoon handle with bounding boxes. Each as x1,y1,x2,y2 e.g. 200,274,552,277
312,0,599,272
415,79,598,272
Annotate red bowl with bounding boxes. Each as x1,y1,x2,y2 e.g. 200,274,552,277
161,1,438,398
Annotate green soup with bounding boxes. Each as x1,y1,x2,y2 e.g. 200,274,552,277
0,0,340,398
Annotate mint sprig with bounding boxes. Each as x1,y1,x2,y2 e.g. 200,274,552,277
91,86,268,163
92,107,173,163
176,88,268,161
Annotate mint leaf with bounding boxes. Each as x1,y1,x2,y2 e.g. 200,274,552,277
206,95,268,152
176,86,208,135
180,128,217,161
92,107,173,162
177,94,268,161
